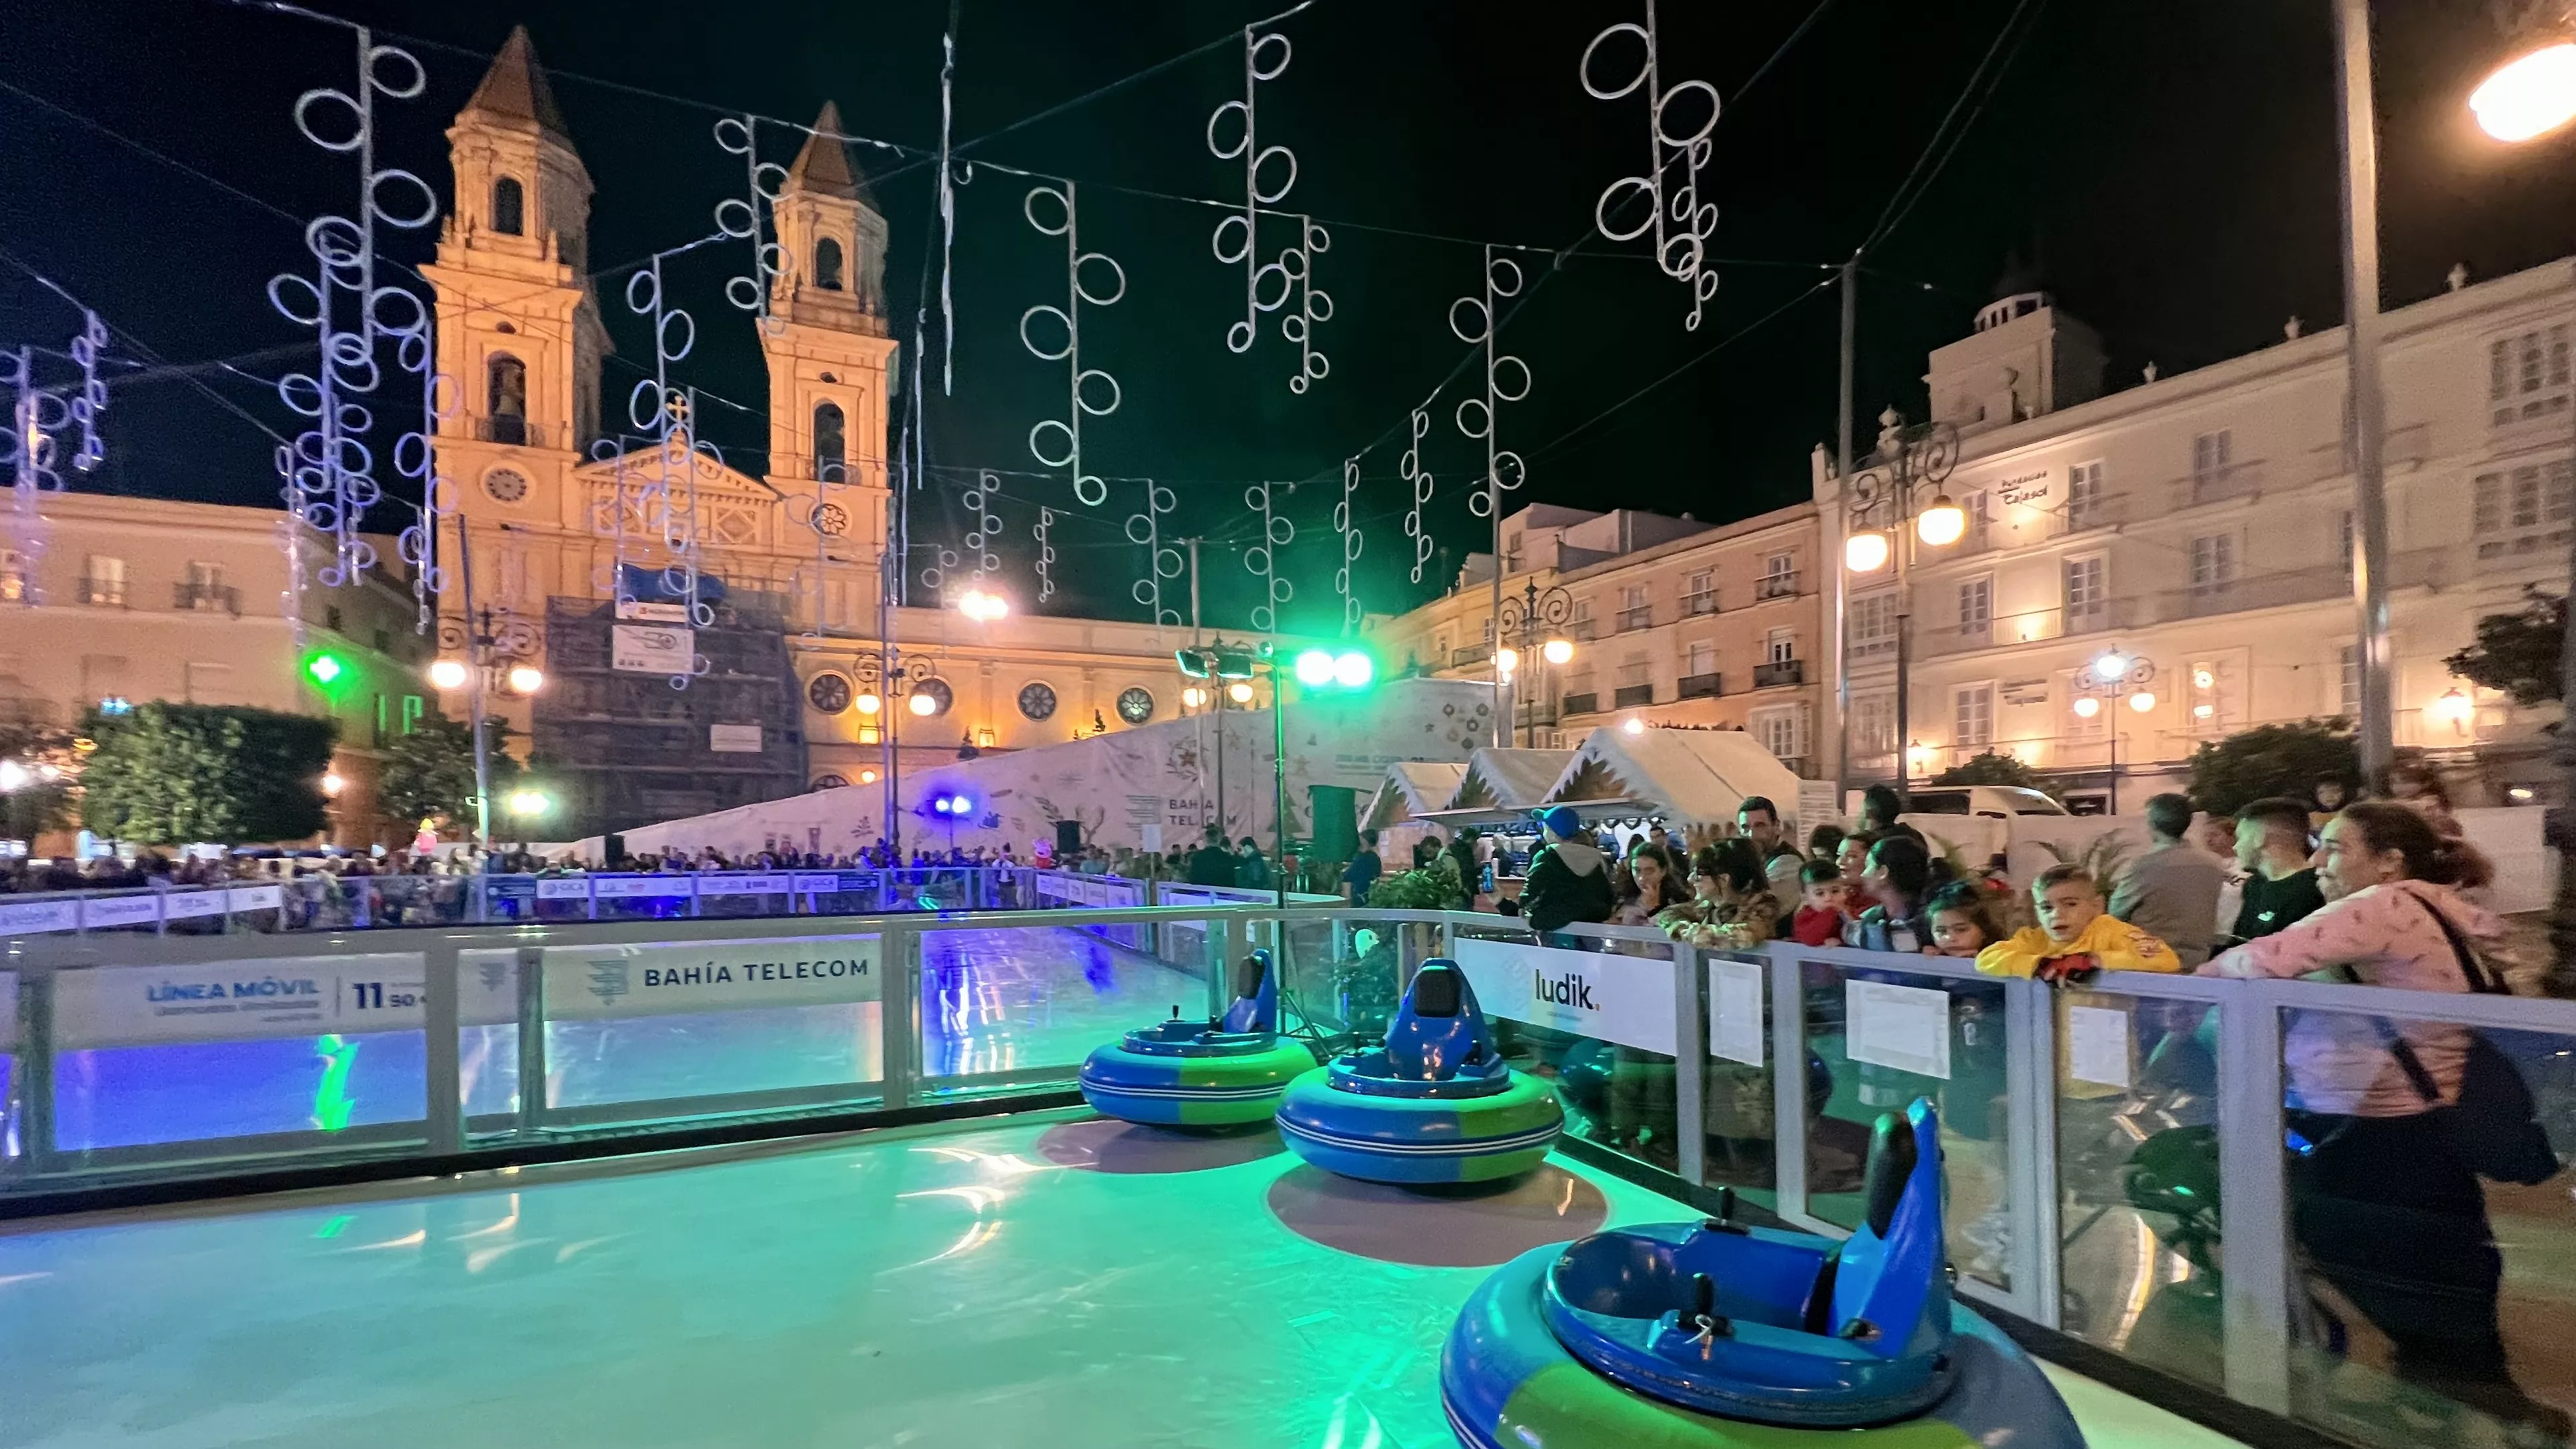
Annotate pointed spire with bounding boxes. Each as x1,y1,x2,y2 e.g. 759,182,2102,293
787,102,872,204
463,26,571,143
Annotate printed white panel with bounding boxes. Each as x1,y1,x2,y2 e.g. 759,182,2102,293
540,936,880,1023
163,889,228,921
594,877,692,899
1707,957,1767,1068
611,622,694,674
536,879,593,900
793,873,843,893
2065,1003,2133,1090
709,723,763,753
1452,937,1677,1056
48,952,516,1050
81,896,162,929
230,884,285,913
0,900,79,936
697,874,795,897
1844,979,1952,1080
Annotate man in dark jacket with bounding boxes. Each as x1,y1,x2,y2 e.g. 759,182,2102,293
1518,807,1615,934
1187,826,1238,887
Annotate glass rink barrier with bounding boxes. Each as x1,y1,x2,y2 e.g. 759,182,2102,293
1,903,2571,1448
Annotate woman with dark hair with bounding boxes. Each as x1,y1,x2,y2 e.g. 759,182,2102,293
1844,833,1936,953
1659,840,1780,947
2201,801,2556,1437
1612,839,1687,925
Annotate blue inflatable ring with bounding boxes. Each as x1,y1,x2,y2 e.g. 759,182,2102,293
1273,960,1563,1185
1079,950,1315,1127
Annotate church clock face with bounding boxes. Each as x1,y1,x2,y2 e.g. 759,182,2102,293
1116,686,1155,724
807,671,853,714
483,467,530,505
812,502,849,536
1018,681,1058,720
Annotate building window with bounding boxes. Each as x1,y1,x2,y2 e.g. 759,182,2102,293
1569,597,1594,638
1759,552,1797,600
1617,584,1652,632
1682,640,1717,690
2191,429,2232,485
1616,653,1650,688
1954,684,1994,747
813,401,847,482
1852,693,1896,761
1683,569,1716,616
815,236,845,291
2068,459,2104,528
2471,459,2575,558
2063,554,2106,633
2489,325,2571,425
1766,628,1795,664
2188,656,2242,736
2189,533,2236,595
2337,644,2360,718
81,554,125,607
487,353,528,445
1752,704,1808,766
1957,575,1992,642
491,176,524,236
1850,590,1899,659
1960,490,1991,550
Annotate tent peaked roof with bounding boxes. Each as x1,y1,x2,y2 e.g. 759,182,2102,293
1444,747,1573,814
1364,761,1468,830
787,101,873,204
1541,727,1801,827
464,26,572,143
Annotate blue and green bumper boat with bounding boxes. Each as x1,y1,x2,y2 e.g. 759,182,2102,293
1273,960,1564,1185
1077,950,1315,1127
1440,1098,2085,1447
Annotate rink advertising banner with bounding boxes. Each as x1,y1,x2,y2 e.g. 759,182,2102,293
1451,938,1678,1056
50,953,519,1050
540,936,881,1022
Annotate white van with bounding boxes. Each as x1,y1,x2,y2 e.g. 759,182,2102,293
1898,785,2068,819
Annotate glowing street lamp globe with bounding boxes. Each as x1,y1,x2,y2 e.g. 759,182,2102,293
2128,690,2157,713
2092,652,2130,684
1542,638,1574,665
908,692,939,716
856,692,882,716
1295,649,1337,686
1915,494,1967,546
1228,681,1255,705
2071,695,2102,719
506,664,546,694
2473,41,2576,142
1494,646,1519,678
428,658,469,690
1844,530,1891,573
1331,652,1373,688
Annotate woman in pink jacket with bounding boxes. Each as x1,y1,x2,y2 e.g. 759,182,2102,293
2199,803,2557,1437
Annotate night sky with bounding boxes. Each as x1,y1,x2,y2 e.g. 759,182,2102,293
6,0,2576,632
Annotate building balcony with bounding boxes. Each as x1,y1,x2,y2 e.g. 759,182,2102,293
1756,572,1799,602
77,577,126,607
1561,691,1599,716
1677,672,1722,700
1752,659,1805,689
1681,592,1718,618
175,582,242,616
1568,620,1598,642
1613,683,1655,708
1615,606,1654,632
2181,459,2266,508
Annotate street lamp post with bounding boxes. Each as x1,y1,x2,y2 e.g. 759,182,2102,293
1496,577,1574,747
431,542,542,853
852,649,938,861
1840,411,1963,808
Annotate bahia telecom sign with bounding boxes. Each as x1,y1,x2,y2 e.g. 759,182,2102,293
1452,938,1677,1056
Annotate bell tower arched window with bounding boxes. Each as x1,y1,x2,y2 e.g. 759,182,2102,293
813,401,846,482
487,354,529,446
492,176,525,236
815,237,845,292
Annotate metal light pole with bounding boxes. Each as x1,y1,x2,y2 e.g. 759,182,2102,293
1832,256,1859,803
2334,0,2398,787
1842,413,1962,808
437,532,544,855
1498,576,1573,747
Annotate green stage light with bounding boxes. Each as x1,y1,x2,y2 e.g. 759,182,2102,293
1294,650,1336,686
1331,652,1374,688
303,651,347,689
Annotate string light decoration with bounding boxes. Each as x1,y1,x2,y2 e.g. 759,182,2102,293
1126,478,1182,627
266,28,441,604
1207,23,1296,355
1400,406,1436,584
1020,181,1124,507
961,471,1004,580
1033,504,1058,603
1269,214,1333,393
1243,481,1294,632
1581,3,1723,329
621,249,716,688
712,113,786,317
1452,246,1532,521
0,306,109,607
1333,455,1363,633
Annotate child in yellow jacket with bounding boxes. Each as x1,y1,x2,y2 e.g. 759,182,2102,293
1976,864,2183,982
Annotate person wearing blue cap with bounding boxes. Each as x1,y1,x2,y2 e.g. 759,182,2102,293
1518,805,1614,934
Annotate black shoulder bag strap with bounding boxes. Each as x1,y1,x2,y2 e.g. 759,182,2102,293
2358,892,2504,1107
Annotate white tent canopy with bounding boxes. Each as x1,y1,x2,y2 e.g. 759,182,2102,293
1540,727,1805,831
1364,762,1468,831
1434,747,1573,821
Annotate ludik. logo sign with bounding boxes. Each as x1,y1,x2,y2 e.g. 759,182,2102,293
1533,969,1597,1010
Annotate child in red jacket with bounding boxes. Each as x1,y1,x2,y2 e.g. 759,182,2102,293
1788,858,1851,946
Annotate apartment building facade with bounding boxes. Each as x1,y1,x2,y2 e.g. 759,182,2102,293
1821,262,2576,807
1368,501,1828,777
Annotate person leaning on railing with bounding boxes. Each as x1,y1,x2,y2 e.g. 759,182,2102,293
2197,801,2564,1440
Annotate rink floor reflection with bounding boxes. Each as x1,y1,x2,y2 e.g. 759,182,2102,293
0,1108,2245,1449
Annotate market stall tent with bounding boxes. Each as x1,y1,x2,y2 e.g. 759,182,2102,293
1540,726,1805,833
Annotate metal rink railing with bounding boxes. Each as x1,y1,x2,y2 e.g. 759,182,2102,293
0,903,2569,1446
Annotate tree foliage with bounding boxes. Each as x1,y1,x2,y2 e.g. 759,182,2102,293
2446,588,2563,707
78,702,336,845
1931,749,2053,796
2185,718,2360,817
377,714,515,835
